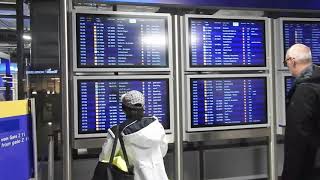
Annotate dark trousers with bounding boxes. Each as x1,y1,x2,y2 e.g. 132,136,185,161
282,138,317,180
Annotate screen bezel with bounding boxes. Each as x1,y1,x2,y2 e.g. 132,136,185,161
72,10,173,72
276,17,320,70
186,74,271,132
184,15,271,71
275,71,293,134
73,75,174,139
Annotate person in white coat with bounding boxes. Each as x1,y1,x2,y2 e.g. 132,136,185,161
99,90,169,180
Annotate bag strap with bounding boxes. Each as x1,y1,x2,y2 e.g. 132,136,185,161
119,132,131,171
109,125,119,163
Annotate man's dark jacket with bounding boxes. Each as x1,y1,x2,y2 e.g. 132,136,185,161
282,65,320,180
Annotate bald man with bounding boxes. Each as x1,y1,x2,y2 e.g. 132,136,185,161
282,44,320,180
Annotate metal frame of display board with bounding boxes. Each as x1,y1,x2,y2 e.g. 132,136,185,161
72,75,175,137
179,14,277,180
274,71,292,135
60,0,72,179
184,73,272,132
71,9,174,73
70,8,177,146
61,1,182,180
183,14,273,72
60,1,280,180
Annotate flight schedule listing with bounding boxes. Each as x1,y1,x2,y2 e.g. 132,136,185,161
78,79,169,134
77,14,168,68
189,18,266,67
283,21,320,65
190,77,267,127
285,76,295,96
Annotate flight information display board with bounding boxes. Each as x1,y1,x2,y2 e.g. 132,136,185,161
189,76,268,130
0,77,3,87
0,75,12,88
285,76,295,96
188,18,266,68
283,21,320,65
76,12,170,69
76,78,170,136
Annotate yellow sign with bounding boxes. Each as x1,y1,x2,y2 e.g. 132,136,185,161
0,100,29,118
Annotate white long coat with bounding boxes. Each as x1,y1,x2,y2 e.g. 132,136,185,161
99,117,169,180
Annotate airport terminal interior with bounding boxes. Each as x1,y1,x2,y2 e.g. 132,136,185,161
0,0,320,179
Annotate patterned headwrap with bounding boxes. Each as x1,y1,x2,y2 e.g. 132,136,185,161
121,90,145,109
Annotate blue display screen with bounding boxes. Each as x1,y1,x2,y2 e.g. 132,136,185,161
0,58,10,75
0,89,13,100
189,18,266,67
284,76,295,96
0,74,13,100
0,115,34,179
0,75,13,88
0,59,13,94
76,13,169,68
283,21,320,65
0,77,3,87
190,77,267,127
78,78,170,134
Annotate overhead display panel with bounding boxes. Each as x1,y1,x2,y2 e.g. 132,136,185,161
185,15,271,71
72,10,172,72
74,75,174,138
186,74,270,132
285,76,295,96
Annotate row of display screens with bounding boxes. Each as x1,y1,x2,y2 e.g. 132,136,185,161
74,11,320,71
74,75,277,138
75,75,296,138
